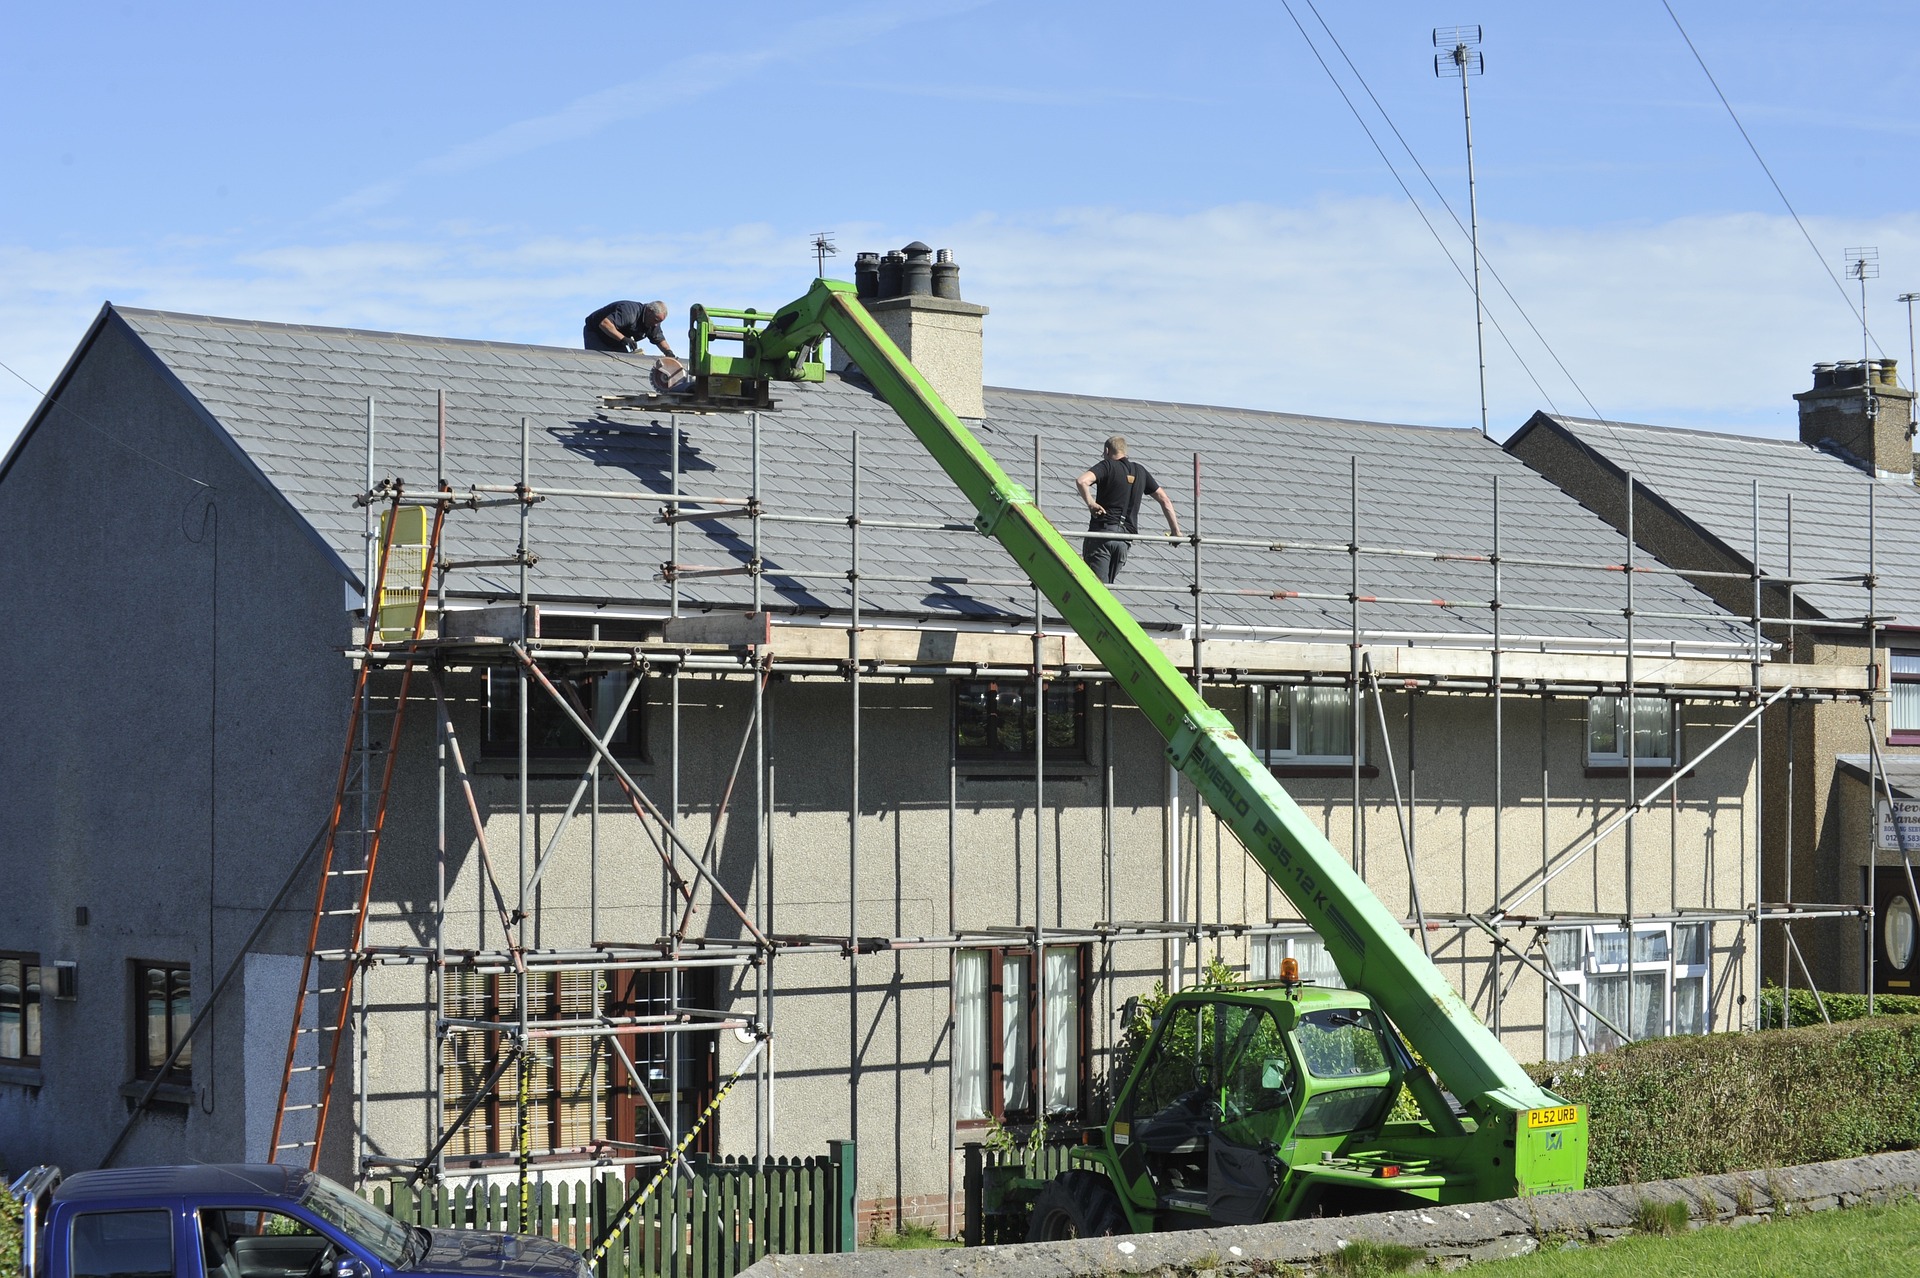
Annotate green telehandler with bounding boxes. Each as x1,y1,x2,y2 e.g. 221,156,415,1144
682,280,1588,1233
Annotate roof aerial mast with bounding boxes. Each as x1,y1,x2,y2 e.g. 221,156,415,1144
1434,23,1488,438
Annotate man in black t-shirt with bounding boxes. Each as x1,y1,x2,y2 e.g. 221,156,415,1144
584,300,676,357
1075,435,1182,583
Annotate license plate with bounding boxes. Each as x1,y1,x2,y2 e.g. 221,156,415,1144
1527,1106,1579,1129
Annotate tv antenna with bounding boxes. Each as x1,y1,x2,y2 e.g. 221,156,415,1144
812,231,838,278
1435,24,1488,437
1898,290,1918,392
1846,247,1879,370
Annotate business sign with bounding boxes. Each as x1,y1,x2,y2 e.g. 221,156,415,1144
1877,798,1920,852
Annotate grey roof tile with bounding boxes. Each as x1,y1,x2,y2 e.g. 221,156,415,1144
1533,413,1913,626
109,306,1749,649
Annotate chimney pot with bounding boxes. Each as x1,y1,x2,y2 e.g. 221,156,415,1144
878,251,905,299
854,252,881,300
932,251,962,301
902,242,934,296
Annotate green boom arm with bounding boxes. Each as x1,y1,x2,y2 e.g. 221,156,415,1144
753,279,1561,1122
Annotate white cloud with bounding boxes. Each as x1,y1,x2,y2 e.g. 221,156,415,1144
5,199,1917,453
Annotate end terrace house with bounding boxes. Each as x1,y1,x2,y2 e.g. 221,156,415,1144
0,280,1858,1228
1508,357,1920,999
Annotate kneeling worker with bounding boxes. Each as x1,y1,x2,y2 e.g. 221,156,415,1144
1075,435,1181,583
585,300,676,358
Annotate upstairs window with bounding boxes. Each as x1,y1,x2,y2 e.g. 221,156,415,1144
1250,686,1355,765
132,961,190,1083
954,680,1088,763
1587,696,1674,768
484,668,647,762
0,952,40,1065
1892,652,1920,744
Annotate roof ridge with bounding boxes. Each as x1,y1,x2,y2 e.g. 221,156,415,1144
1547,412,1806,448
112,305,596,357
989,383,1496,436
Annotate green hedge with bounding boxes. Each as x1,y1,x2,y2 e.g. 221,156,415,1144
2,1171,20,1278
1529,1016,1920,1186
1759,984,1920,1030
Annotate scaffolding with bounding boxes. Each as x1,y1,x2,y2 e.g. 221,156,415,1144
286,386,1888,1224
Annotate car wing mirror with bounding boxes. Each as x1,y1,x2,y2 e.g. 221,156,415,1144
336,1259,371,1278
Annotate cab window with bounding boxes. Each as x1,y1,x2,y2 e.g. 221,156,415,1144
1294,1008,1388,1078
1126,1003,1204,1122
200,1210,332,1278
1218,1007,1294,1124
72,1211,172,1278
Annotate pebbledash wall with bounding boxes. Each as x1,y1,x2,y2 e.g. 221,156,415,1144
0,296,1791,1234
351,661,1762,1229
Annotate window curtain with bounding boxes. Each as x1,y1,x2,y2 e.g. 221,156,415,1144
1588,974,1628,1050
1545,985,1580,1062
953,952,988,1120
1895,654,1920,731
1292,935,1343,987
1042,948,1079,1114
1297,688,1352,759
1002,955,1031,1112
1674,975,1707,1037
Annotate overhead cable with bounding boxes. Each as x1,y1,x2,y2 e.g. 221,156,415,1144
1276,0,1564,420
1660,0,1883,355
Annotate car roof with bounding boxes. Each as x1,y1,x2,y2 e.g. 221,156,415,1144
55,1165,306,1203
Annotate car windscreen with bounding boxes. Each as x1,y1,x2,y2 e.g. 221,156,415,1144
1294,1008,1389,1079
301,1173,411,1266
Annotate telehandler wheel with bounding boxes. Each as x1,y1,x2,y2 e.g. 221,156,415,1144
1026,1170,1129,1241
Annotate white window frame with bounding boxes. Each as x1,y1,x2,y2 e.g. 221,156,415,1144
1586,695,1675,768
1890,651,1920,741
1542,921,1711,1063
1249,685,1359,766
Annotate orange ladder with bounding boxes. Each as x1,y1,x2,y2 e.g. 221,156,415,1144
266,485,447,1168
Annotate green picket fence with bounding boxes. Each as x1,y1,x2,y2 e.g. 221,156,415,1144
961,1136,1086,1246
368,1143,855,1278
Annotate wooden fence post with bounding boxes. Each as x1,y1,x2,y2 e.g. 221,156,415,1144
961,1143,984,1248
827,1140,856,1253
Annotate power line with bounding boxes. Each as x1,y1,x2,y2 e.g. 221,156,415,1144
1659,0,1882,355
0,349,211,488
1275,0,1566,420
1301,0,1616,426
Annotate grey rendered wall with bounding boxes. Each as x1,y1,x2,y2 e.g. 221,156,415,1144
349,656,1754,1221
0,318,350,1174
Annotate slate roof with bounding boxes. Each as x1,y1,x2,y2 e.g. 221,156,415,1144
1514,414,1912,628
83,306,1750,650
1836,754,1920,799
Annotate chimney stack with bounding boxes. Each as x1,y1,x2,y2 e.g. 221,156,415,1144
1795,358,1915,476
833,241,989,418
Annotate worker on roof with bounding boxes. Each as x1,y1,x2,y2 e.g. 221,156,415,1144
585,300,676,357
1075,435,1182,583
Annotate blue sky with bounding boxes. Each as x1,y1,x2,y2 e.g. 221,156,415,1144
5,1,1920,447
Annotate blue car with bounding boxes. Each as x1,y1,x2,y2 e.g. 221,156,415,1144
9,1165,590,1278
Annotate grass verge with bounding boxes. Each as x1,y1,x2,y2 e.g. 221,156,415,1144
1482,1196,1920,1275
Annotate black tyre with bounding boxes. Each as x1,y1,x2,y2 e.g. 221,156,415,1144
1026,1170,1129,1242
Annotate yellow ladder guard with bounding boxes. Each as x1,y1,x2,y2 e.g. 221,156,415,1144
377,505,431,640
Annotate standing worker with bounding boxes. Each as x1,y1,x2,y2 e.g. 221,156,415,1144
1075,435,1181,583
584,300,677,357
